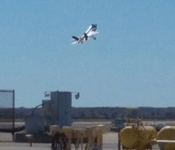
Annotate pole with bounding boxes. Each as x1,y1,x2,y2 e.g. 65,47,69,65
118,132,121,150
12,90,15,141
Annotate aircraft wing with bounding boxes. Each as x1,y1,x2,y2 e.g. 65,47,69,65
87,31,99,37
71,35,86,44
71,40,78,44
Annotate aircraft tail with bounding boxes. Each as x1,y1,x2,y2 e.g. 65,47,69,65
92,24,97,28
72,36,79,41
71,36,79,44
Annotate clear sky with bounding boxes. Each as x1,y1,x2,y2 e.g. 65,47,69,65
1,1,175,108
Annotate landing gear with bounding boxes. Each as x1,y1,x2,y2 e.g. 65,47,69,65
84,33,88,41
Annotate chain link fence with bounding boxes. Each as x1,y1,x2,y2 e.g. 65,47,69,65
0,90,15,141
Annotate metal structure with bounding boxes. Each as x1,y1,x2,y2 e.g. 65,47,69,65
25,90,79,133
156,126,175,150
51,91,72,127
0,90,15,140
126,107,139,124
152,139,175,150
42,91,73,128
118,119,157,150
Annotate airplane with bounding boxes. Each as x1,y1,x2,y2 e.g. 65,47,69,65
71,24,99,44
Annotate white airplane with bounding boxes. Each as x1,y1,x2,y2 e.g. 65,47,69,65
71,24,99,44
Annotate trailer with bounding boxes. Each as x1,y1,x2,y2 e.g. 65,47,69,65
50,124,106,150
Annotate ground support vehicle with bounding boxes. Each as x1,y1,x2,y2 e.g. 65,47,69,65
50,125,106,150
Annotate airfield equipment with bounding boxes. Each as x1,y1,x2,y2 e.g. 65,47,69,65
25,91,79,133
22,90,107,149
43,91,72,127
119,119,157,150
50,124,106,150
156,126,175,150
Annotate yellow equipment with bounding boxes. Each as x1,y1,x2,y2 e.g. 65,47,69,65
50,125,106,150
157,126,175,150
120,122,157,150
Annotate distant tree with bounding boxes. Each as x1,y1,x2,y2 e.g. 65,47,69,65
165,112,175,119
79,111,86,119
111,111,118,119
131,110,138,118
151,112,155,119
91,111,97,119
72,113,79,119
156,111,162,119
103,113,110,119
142,115,147,119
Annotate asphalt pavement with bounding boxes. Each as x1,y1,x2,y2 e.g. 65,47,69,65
0,132,118,150
0,121,162,150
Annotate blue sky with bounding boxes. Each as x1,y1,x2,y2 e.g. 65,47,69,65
1,1,175,108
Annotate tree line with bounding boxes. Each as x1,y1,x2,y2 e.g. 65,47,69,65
0,107,175,121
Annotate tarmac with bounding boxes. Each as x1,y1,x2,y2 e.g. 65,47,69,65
0,132,161,150
0,121,162,150
0,132,118,150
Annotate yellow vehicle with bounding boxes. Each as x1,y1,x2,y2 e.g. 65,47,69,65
50,125,106,150
119,119,157,150
157,126,175,150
